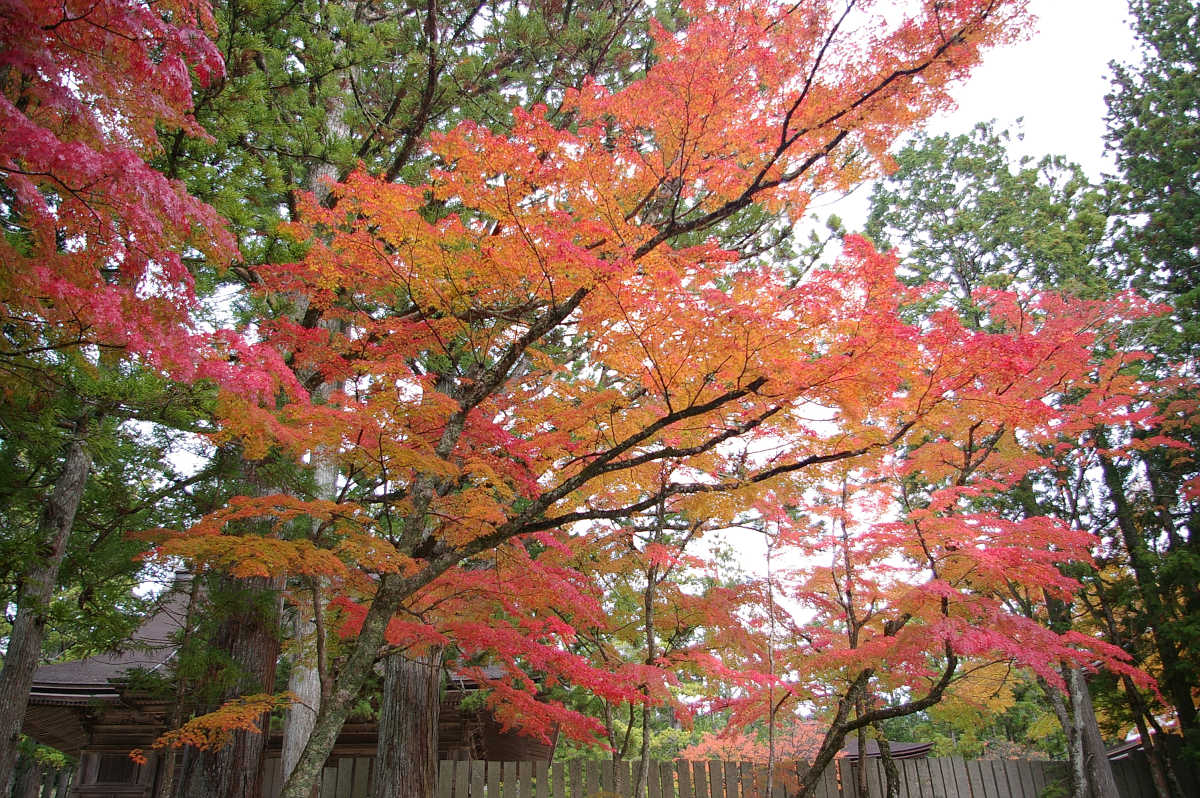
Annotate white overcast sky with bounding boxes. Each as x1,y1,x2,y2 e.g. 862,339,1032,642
933,0,1141,176
817,0,1142,229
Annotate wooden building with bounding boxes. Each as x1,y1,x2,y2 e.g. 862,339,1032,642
22,576,555,798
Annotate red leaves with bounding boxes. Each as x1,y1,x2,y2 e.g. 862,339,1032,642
0,0,300,397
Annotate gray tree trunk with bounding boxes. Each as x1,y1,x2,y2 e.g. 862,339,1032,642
0,418,92,793
372,647,444,798
1069,668,1120,798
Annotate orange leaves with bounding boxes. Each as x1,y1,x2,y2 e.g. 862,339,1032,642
137,693,293,760
155,494,390,582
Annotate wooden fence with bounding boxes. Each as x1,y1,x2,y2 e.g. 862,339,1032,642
261,756,1076,798
1108,744,1200,798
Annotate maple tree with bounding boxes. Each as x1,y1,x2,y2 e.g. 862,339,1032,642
143,2,1200,795
144,0,683,790
867,121,1200,796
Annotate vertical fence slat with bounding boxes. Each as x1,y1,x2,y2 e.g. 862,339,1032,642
990,760,1011,798
916,758,936,798
352,757,370,798
437,761,453,798
648,761,662,798
600,759,615,795
815,761,839,798
660,761,676,798
1004,759,1022,797
485,761,499,798
452,761,468,798
500,761,515,798
937,758,955,798
553,762,566,798
932,757,956,798
948,758,973,798
470,760,485,798
615,760,630,796
335,757,353,798
675,761,693,798
998,760,1018,797
963,760,987,798
54,768,72,798
586,760,601,798
907,758,926,792
722,761,738,798
738,763,754,798
871,759,888,798
518,761,533,798
707,761,725,798
560,762,573,798
839,762,855,798
1015,760,1037,798
535,762,550,798
691,762,710,798
843,762,860,798
1029,760,1049,797
321,765,338,798
896,760,918,798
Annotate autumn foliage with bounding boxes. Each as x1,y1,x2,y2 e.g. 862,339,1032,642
13,0,1183,793
0,0,295,390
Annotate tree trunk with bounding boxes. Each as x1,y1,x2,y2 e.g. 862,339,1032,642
855,699,868,798
1069,668,1119,798
372,647,443,798
281,571,410,798
1043,677,1086,798
875,723,900,798
283,420,338,785
283,610,321,787
177,576,280,798
0,418,92,793
1101,456,1198,734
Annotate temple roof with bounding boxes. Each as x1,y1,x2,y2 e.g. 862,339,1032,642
28,576,190,706
842,739,934,761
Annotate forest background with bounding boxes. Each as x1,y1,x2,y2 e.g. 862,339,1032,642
1,1,1198,798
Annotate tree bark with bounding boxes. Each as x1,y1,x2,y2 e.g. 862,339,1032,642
282,610,322,787
1046,678,1086,798
1100,455,1198,734
875,722,900,798
280,571,410,798
0,417,92,793
372,647,444,798
177,576,280,798
1069,668,1119,798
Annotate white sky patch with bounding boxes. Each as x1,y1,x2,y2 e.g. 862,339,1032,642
807,0,1141,233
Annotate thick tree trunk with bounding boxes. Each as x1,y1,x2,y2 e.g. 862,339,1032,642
282,610,321,786
177,576,280,798
1069,668,1119,798
283,414,338,782
0,418,92,793
372,647,444,798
